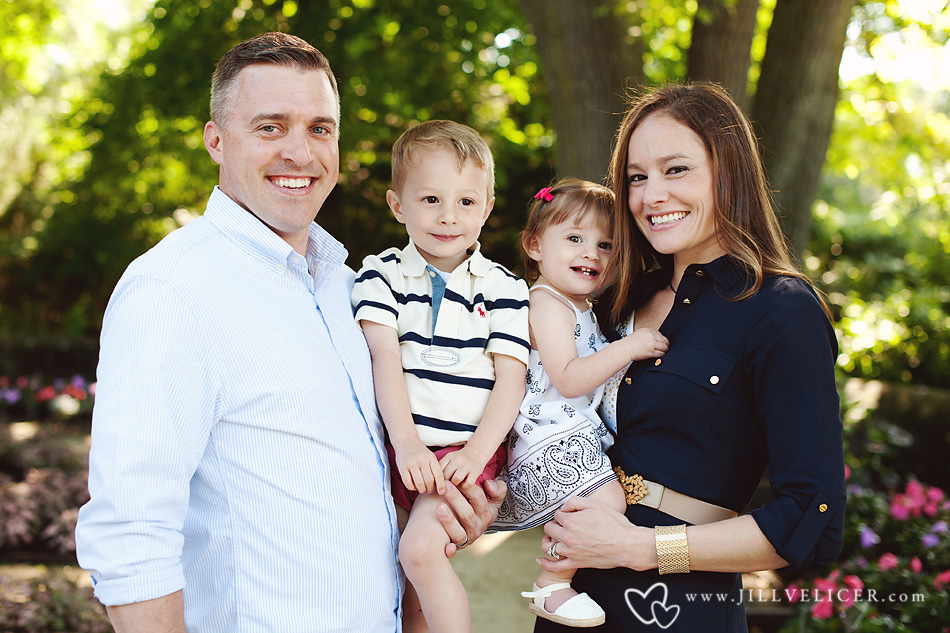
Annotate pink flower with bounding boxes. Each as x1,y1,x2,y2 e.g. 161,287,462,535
934,570,950,590
910,557,923,573
878,553,899,571
785,582,802,604
16,376,28,389
811,597,834,619
844,464,851,481
843,575,864,591
890,494,913,519
927,487,945,503
907,480,925,501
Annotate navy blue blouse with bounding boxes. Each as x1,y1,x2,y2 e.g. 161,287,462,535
536,255,845,633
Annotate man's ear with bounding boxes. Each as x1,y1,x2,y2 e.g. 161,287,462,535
386,189,405,224
204,121,224,166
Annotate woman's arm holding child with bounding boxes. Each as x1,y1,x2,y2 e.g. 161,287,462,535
441,354,526,485
360,320,446,495
531,289,668,399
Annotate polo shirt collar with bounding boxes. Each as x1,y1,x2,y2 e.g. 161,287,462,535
401,239,491,277
203,186,347,270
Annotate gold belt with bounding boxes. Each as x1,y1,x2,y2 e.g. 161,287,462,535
614,467,738,526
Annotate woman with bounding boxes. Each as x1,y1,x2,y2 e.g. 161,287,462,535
534,82,846,632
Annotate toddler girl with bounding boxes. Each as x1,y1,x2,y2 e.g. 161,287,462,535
493,178,668,627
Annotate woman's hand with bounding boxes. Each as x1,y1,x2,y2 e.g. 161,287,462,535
538,496,657,574
436,477,507,558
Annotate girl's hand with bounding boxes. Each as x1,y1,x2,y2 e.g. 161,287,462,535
624,327,669,361
394,441,446,495
538,496,656,574
440,446,488,486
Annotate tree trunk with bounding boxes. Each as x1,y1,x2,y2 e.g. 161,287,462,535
687,0,760,113
519,0,643,182
751,0,855,258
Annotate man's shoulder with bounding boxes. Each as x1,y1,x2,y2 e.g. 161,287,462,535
122,216,220,286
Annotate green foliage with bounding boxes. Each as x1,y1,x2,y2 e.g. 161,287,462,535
0,0,556,338
808,74,950,387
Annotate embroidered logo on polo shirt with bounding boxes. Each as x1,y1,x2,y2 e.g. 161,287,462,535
420,346,462,368
476,303,487,318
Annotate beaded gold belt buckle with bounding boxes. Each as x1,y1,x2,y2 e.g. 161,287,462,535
614,466,649,505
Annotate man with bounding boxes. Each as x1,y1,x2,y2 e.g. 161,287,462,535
75,32,503,633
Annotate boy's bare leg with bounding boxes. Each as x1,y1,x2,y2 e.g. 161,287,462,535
400,493,470,633
534,480,626,612
395,505,431,633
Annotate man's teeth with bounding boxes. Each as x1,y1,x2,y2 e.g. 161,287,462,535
273,177,311,189
651,212,688,225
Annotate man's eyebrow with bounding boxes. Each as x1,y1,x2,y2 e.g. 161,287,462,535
248,112,288,125
247,113,338,128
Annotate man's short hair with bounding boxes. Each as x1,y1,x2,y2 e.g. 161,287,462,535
391,120,495,196
211,32,339,125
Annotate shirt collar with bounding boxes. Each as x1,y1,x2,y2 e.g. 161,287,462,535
203,186,347,270
400,239,491,277
692,254,747,291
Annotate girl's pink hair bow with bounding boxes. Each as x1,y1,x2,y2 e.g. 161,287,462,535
534,186,554,202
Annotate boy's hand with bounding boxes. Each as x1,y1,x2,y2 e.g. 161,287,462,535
395,441,446,495
440,446,489,487
624,327,669,361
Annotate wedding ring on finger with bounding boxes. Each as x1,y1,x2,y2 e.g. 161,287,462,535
547,541,561,560
457,534,469,549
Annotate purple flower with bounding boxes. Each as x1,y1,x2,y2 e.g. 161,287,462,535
860,526,880,548
71,374,86,389
53,377,66,390
1,388,21,404
931,520,948,534
922,533,940,548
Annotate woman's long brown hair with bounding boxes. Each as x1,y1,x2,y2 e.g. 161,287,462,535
605,82,830,324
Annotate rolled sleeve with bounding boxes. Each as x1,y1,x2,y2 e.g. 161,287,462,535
747,279,846,573
75,275,221,605
485,275,530,365
352,256,399,329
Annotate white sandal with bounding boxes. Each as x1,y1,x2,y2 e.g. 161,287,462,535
521,582,606,628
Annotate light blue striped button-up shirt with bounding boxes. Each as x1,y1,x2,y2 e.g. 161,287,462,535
76,187,401,632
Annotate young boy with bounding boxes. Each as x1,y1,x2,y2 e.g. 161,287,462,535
352,120,529,633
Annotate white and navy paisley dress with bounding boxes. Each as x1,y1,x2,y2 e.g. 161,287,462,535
492,285,617,531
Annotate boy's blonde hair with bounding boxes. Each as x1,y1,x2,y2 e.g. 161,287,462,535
520,178,616,284
391,120,495,195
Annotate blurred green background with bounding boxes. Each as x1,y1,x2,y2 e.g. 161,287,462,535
1,1,948,631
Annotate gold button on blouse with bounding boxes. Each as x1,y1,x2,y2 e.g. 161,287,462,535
709,375,720,385
654,359,662,366
683,298,691,304
819,503,828,513
696,270,704,277
625,377,632,385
